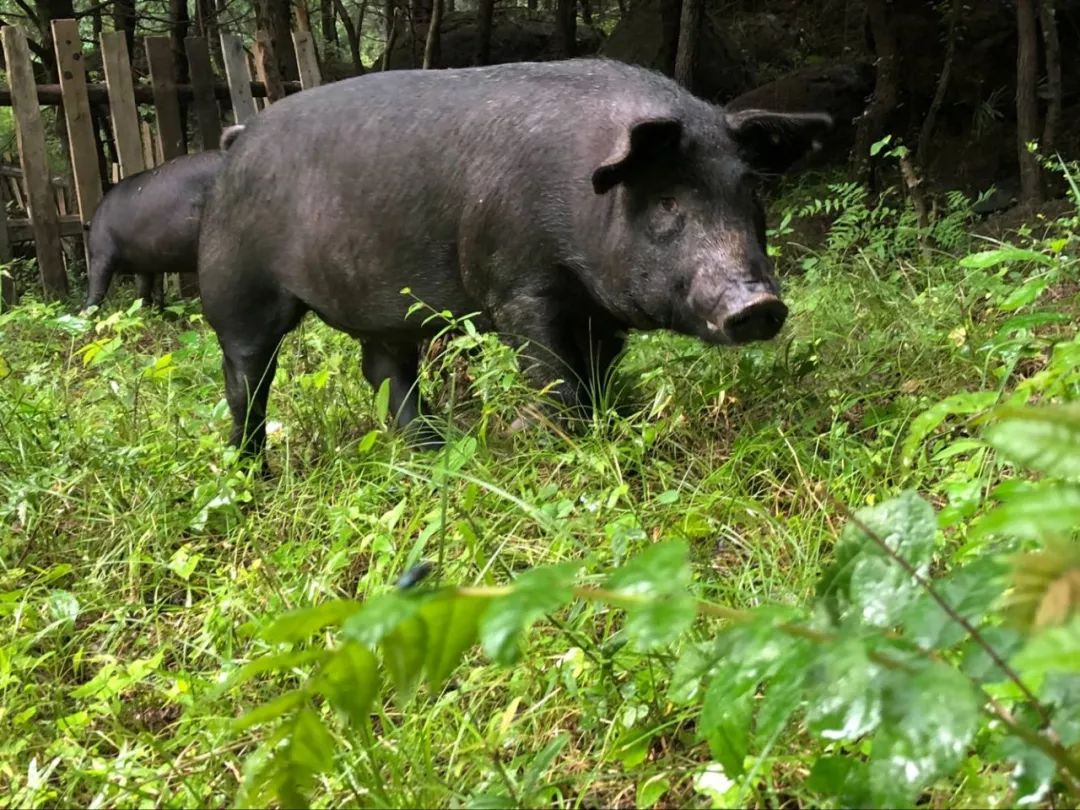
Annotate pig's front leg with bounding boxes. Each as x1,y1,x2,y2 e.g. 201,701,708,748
491,292,591,423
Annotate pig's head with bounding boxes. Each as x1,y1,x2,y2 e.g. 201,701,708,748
591,108,832,345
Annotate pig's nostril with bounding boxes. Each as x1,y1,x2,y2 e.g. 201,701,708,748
722,296,788,343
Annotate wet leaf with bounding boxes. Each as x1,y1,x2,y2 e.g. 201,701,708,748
420,592,491,691
868,663,980,806
381,616,427,707
315,642,379,726
480,562,580,664
700,664,755,778
262,600,362,644
986,404,1080,478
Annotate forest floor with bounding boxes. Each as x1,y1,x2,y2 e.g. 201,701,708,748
1,174,1079,807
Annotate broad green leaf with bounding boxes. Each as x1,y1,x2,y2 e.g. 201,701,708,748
233,689,307,732
218,649,328,694
986,404,1080,478
46,589,79,628
606,539,691,595
261,600,362,644
806,639,883,741
381,616,427,706
960,626,1025,684
625,594,697,649
900,556,1007,649
754,639,814,744
806,756,871,806
998,275,1052,311
902,391,999,466
997,311,1072,336
342,591,422,646
700,665,755,778
636,775,670,809
867,663,980,806
374,377,391,423
480,562,581,665
974,483,1080,540
520,733,569,798
235,734,290,809
421,592,491,690
315,642,379,726
994,734,1056,807
958,247,1054,269
819,491,937,625
669,640,723,704
289,706,335,776
1012,617,1080,677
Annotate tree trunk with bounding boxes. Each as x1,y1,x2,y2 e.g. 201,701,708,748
423,0,442,68
580,0,592,26
1016,0,1041,205
528,0,538,9
383,5,399,70
1040,0,1061,154
254,0,299,83
169,0,190,153
91,3,102,39
915,0,960,172
113,0,137,55
556,0,576,57
335,0,366,73
322,0,338,43
852,0,899,186
476,0,494,64
659,0,681,75
673,0,700,90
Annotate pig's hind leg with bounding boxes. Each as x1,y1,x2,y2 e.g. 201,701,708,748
214,295,307,464
135,274,166,311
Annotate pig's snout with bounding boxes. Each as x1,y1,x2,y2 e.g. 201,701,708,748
719,295,788,343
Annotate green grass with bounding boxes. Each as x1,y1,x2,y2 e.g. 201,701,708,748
1,186,1079,807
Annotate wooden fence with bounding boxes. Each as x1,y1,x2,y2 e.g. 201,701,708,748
0,22,323,306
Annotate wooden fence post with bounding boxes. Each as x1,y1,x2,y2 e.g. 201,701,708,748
0,199,12,306
100,31,146,178
52,18,102,245
185,36,222,151
220,34,258,124
146,37,185,161
2,25,67,298
147,36,198,298
292,31,322,89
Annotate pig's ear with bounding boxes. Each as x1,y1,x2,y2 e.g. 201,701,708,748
592,118,684,194
725,109,833,175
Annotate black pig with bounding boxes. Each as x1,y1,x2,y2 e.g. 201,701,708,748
82,126,245,311
198,59,831,459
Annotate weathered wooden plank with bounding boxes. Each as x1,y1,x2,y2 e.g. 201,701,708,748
146,36,185,161
220,34,257,124
2,26,67,298
52,19,102,234
185,37,222,150
100,31,145,178
140,120,156,168
291,31,322,89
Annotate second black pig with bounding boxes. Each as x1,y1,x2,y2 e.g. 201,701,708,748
82,125,245,311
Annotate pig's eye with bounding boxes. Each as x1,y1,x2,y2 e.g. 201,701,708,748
659,196,679,213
